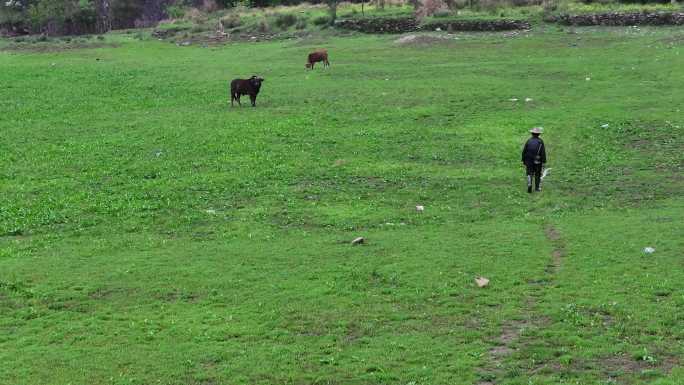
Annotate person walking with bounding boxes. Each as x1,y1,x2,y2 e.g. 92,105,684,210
521,127,547,193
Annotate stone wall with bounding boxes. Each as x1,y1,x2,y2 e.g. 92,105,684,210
334,17,530,34
549,12,684,26
334,18,420,34
427,19,531,31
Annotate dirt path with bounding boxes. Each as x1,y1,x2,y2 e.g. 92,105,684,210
476,223,566,384
544,225,567,275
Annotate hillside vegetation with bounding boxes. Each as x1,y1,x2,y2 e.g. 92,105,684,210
1,25,683,384
2,0,682,37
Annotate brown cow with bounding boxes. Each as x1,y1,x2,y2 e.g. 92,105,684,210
306,49,330,70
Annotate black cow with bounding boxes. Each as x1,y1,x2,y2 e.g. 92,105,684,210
230,75,265,107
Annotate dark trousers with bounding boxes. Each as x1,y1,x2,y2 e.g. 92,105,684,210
526,163,542,190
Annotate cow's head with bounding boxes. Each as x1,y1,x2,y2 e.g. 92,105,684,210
250,75,264,89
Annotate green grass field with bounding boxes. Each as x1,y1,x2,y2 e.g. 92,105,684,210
1,25,683,385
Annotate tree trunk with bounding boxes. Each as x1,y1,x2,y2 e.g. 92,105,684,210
95,0,112,34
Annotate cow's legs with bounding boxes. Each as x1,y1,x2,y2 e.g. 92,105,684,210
250,95,256,107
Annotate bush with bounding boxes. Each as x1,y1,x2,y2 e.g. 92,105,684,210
221,13,242,28
295,17,307,29
312,15,330,26
184,8,207,23
416,0,449,18
166,5,185,19
112,0,144,29
446,0,469,10
582,0,669,3
472,0,500,14
510,0,542,6
274,13,298,29
191,24,208,33
200,0,219,12
215,0,239,7
257,18,270,32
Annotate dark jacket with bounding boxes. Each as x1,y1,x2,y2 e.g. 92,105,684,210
521,136,546,165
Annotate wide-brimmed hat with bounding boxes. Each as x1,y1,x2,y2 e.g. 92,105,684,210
529,127,543,134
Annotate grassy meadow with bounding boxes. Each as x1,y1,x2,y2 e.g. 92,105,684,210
1,25,683,384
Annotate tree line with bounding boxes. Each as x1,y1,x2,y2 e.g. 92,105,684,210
1,0,674,36
0,0,364,35
1,0,161,35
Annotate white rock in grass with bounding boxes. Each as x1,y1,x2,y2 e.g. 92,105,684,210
585,77,591,81
525,98,533,102
351,237,365,245
509,98,519,102
475,277,490,288
643,247,655,254
416,205,425,212
601,124,610,128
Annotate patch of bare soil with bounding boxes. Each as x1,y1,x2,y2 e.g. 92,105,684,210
543,226,561,241
0,232,30,241
0,42,119,52
477,319,533,384
477,224,567,384
168,30,319,48
657,34,684,45
544,224,566,274
87,287,132,299
598,354,680,383
394,34,456,46
156,290,201,303
290,35,332,47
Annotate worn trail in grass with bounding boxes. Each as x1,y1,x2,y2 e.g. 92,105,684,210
1,27,683,384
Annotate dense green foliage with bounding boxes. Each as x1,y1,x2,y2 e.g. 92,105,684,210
2,0,682,36
1,0,141,34
1,26,683,384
